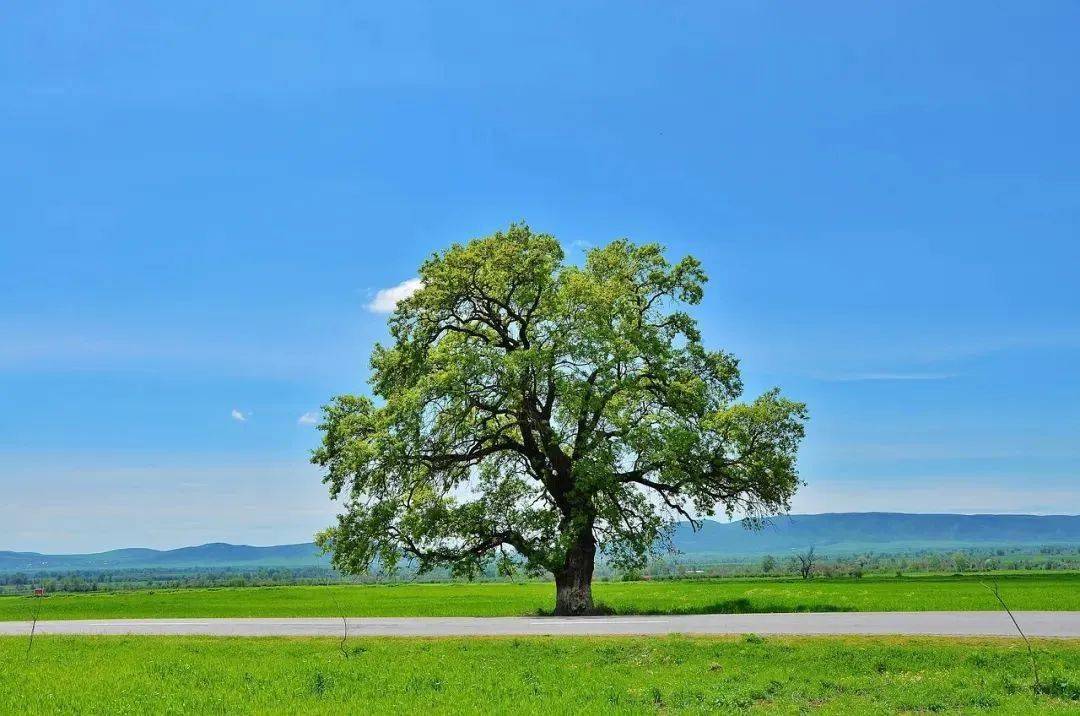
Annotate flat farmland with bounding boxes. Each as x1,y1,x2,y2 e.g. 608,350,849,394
2,573,1078,621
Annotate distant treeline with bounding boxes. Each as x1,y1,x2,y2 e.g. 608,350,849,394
2,544,1078,595
641,544,1080,581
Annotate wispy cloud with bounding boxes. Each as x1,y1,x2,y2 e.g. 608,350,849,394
230,409,248,422
0,456,331,552
297,411,318,426
790,479,1080,516
829,372,956,382
366,278,423,313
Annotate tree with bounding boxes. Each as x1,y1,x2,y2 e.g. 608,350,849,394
952,552,970,573
312,224,808,615
761,554,777,574
795,547,816,580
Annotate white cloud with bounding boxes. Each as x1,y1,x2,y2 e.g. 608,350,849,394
297,411,318,426
789,479,1080,516
230,409,248,422
366,277,423,313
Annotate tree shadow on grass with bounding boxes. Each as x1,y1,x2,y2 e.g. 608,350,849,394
534,598,855,617
533,602,618,617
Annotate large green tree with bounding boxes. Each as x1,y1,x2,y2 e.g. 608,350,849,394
313,225,807,615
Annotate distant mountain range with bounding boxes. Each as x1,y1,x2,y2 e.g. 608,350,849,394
2,513,1078,572
670,512,1080,557
0,542,330,573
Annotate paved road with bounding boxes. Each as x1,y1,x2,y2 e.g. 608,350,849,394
2,612,1078,638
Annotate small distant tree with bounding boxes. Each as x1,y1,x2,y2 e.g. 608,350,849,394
312,225,807,615
760,554,777,574
795,547,816,579
952,552,970,573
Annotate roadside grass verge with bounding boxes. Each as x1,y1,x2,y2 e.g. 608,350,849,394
3,634,1078,713
2,573,1078,621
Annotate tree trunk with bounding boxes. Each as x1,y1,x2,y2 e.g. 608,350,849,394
553,529,596,616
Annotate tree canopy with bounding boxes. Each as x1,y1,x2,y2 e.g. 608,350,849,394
313,224,807,614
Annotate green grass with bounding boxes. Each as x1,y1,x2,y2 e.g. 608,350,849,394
2,573,1078,621
2,635,1077,713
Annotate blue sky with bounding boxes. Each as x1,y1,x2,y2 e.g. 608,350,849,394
2,2,1078,552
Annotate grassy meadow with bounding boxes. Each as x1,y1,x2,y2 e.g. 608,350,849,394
2,573,1078,621
3,634,1078,713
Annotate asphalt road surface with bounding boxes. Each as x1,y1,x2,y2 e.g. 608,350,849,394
2,612,1078,637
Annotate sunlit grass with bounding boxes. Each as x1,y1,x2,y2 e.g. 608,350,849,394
2,634,1077,713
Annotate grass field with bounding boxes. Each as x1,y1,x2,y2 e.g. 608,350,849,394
2,573,1078,621
2,635,1077,713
